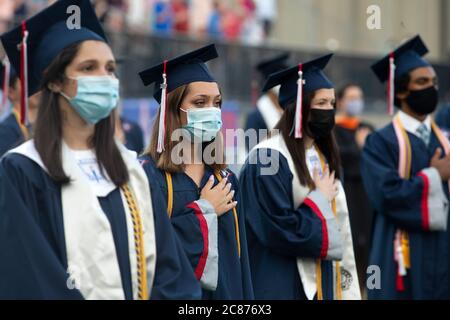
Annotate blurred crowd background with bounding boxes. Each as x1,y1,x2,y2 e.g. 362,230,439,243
0,0,278,43
1,0,450,137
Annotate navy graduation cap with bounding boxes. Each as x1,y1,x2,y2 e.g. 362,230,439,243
0,0,106,124
255,52,290,81
371,35,431,114
138,44,219,153
262,54,334,138
139,44,218,103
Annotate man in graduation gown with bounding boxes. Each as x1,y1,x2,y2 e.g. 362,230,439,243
244,53,289,151
361,35,450,299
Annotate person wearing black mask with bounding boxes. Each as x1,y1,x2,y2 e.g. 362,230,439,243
362,35,450,300
239,54,361,300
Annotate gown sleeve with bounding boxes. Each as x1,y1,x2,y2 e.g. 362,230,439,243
0,154,83,299
169,199,219,291
239,149,343,261
360,131,448,232
141,156,219,290
149,177,202,299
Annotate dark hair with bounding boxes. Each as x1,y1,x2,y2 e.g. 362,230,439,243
274,92,341,187
34,41,129,186
394,73,411,107
337,83,360,101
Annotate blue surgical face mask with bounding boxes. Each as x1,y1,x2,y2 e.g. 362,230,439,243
345,99,364,116
61,75,120,125
180,107,222,142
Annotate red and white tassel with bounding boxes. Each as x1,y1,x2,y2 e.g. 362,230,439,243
20,21,29,126
387,52,395,116
394,230,406,291
157,60,168,153
1,57,10,113
294,64,304,138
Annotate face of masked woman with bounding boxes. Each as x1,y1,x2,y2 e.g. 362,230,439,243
307,88,336,139
179,81,223,143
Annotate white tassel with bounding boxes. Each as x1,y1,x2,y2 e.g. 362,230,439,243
20,23,29,125
294,64,303,138
388,53,395,116
157,61,168,153
394,231,406,276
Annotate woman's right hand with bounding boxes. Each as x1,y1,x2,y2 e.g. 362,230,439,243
200,175,237,216
313,165,339,202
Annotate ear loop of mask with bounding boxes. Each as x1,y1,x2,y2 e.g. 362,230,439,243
56,74,78,101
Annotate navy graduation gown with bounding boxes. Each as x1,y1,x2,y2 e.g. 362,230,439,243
239,149,339,300
361,124,450,299
0,113,25,157
139,155,254,300
244,109,267,152
0,153,201,299
435,105,450,138
121,118,145,155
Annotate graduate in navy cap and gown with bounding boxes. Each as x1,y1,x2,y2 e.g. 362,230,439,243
245,53,289,151
239,54,360,300
0,0,201,300
0,62,40,156
138,44,254,300
361,35,450,299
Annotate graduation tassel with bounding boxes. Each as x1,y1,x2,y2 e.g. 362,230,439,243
394,230,406,291
19,21,29,126
387,52,395,116
294,63,303,138
157,60,168,153
1,58,10,113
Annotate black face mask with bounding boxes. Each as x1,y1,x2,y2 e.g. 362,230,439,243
308,109,336,139
405,86,438,115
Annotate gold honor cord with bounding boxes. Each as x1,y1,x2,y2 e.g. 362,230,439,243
121,184,149,300
214,172,241,258
317,147,343,300
394,116,414,271
165,172,174,218
164,171,241,258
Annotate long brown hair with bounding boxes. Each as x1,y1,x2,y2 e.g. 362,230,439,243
274,91,341,188
144,84,226,173
33,41,129,186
